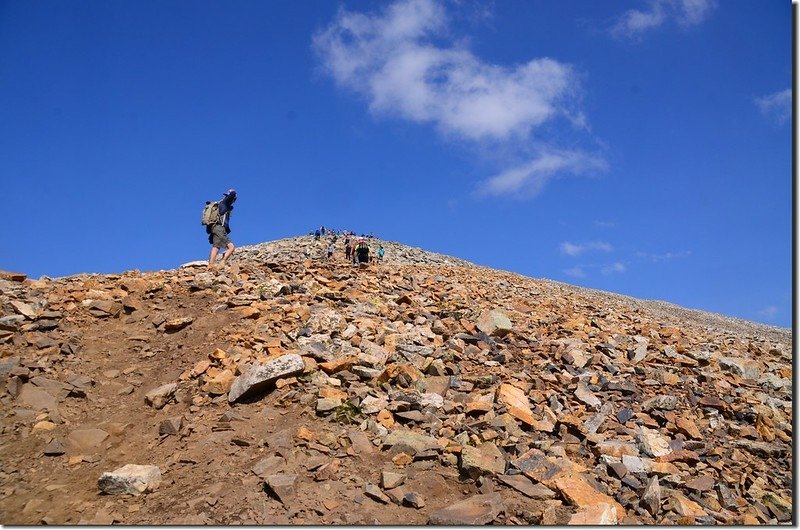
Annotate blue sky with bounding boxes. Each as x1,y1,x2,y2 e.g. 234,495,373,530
0,0,792,327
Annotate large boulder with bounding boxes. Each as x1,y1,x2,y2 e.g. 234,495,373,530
98,464,161,495
228,354,304,403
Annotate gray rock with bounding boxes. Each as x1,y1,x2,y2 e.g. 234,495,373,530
385,485,409,505
158,417,182,436
383,429,440,454
0,357,20,376
621,454,650,474
460,443,506,478
228,354,304,403
306,308,344,335
98,464,161,495
476,310,513,337
265,474,298,504
640,476,661,516
191,272,216,289
364,483,390,504
144,383,177,409
641,394,679,411
381,471,405,489
636,426,672,458
428,493,504,525
31,376,69,399
316,397,342,413
251,456,285,478
348,431,375,454
719,356,761,380
43,439,66,456
17,384,58,411
403,491,425,508
0,315,25,330
350,366,382,380
574,382,601,410
497,474,556,499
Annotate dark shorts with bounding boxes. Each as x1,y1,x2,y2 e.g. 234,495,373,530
208,224,231,249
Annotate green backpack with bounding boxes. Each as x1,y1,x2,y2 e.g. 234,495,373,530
201,201,220,226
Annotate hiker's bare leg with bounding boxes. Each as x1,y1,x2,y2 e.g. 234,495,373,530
220,243,235,265
209,247,220,267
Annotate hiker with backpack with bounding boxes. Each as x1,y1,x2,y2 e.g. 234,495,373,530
354,239,370,266
202,188,237,268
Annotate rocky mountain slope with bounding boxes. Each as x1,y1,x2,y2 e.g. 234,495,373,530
0,235,792,524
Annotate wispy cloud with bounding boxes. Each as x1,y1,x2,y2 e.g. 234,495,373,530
479,149,607,198
563,266,587,278
756,89,791,125
314,0,605,198
560,240,613,257
758,306,778,318
636,250,691,262
611,0,716,40
593,220,616,229
602,262,627,274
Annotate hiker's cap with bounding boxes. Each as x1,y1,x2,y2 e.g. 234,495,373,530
225,188,237,197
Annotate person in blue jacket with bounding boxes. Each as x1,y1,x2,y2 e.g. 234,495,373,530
208,188,237,268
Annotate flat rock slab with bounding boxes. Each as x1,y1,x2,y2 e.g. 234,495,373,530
460,442,506,477
497,474,556,499
428,492,504,525
17,385,58,411
144,383,177,409
98,464,161,495
496,383,536,426
68,429,110,452
476,309,512,337
568,502,619,525
383,428,440,454
552,473,625,521
265,474,298,504
228,354,304,403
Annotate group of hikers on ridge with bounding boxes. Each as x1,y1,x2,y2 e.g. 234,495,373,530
201,189,384,268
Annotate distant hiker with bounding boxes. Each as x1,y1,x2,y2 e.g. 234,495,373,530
314,229,320,240
378,246,385,261
354,239,370,266
344,237,351,261
205,188,237,268
320,225,326,236
327,242,334,259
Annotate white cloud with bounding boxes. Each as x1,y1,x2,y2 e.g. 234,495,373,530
314,0,604,198
610,0,715,39
593,220,616,228
564,266,586,278
314,0,576,141
756,89,791,125
478,149,607,198
560,240,613,257
636,250,691,262
758,306,778,318
677,0,715,26
602,262,627,274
